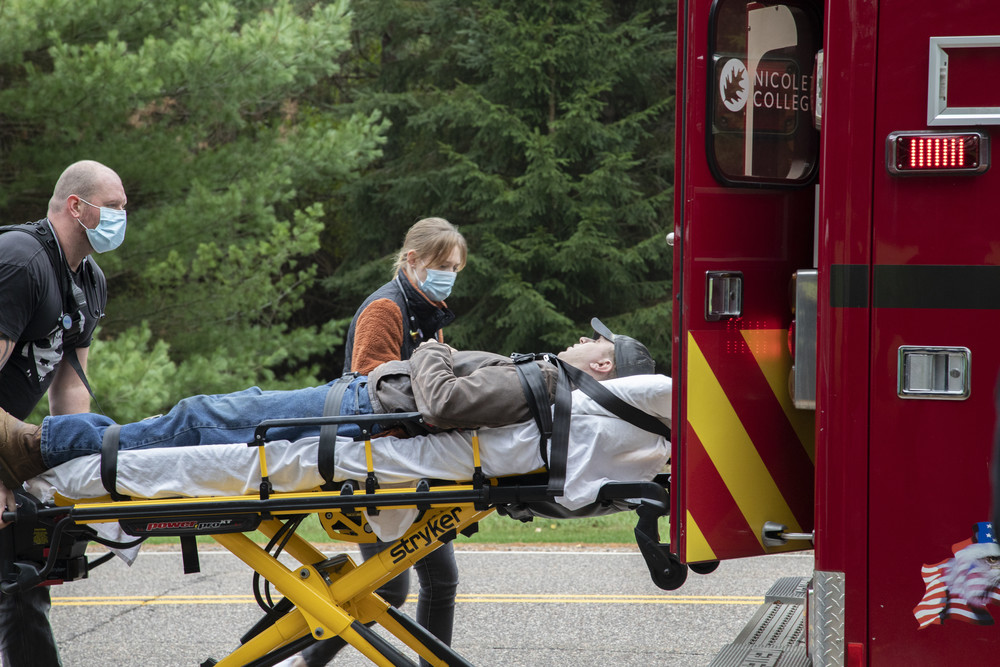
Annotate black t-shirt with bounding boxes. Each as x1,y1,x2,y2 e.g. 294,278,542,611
0,222,106,418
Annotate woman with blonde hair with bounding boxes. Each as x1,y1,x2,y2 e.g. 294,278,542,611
342,217,467,375
291,217,467,667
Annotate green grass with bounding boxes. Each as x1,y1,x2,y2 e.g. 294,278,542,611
463,512,643,544
144,511,668,548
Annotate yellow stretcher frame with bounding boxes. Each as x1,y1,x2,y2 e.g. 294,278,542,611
17,482,500,666
218,504,493,666
0,418,678,666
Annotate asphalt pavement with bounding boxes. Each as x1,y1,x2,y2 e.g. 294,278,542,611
45,544,814,666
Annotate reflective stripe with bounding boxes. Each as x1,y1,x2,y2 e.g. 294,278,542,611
684,510,717,562
683,329,814,562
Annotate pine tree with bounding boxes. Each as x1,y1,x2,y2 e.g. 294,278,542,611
0,0,387,419
0,0,678,423
323,0,676,367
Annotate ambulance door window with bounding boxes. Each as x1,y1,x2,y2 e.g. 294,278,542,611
709,0,821,186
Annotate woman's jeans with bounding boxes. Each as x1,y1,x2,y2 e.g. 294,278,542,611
300,541,459,667
0,586,60,667
39,377,373,467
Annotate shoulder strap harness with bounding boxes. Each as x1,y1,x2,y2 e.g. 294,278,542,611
0,221,102,411
512,352,671,498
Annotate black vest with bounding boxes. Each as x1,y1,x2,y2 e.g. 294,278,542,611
342,270,455,373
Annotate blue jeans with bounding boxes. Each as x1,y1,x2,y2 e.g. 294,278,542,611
39,377,374,467
301,541,458,667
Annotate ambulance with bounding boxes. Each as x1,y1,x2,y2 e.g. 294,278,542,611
670,1,1000,664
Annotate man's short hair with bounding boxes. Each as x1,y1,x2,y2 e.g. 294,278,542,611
49,160,116,212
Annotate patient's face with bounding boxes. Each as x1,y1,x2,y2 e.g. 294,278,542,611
558,336,615,372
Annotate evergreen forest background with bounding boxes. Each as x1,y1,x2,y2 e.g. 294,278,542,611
0,0,676,423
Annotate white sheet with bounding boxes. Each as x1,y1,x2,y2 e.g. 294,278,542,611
26,374,671,544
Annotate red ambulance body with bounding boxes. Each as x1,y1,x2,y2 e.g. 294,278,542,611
671,1,1000,664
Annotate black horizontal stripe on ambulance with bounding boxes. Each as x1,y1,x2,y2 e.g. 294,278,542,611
830,264,869,308
831,264,1000,309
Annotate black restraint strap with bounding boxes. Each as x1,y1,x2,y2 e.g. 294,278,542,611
100,424,129,501
555,360,672,441
318,374,356,484
180,535,200,574
512,354,553,465
513,353,673,498
547,359,671,496
64,350,104,416
1,223,104,414
546,365,573,495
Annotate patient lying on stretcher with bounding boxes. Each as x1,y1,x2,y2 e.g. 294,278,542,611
26,372,670,540
0,319,668,531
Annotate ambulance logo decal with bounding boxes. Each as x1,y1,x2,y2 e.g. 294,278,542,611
720,59,749,112
914,522,1000,628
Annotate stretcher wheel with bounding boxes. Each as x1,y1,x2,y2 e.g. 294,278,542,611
689,560,719,575
649,552,688,590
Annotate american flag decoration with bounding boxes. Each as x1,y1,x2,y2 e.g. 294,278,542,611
914,522,1000,628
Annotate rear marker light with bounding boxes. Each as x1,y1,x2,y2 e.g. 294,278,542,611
887,131,989,175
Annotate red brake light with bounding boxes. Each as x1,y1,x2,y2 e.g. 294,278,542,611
887,131,989,175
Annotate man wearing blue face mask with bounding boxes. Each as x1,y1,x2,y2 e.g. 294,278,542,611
0,159,126,667
76,196,127,253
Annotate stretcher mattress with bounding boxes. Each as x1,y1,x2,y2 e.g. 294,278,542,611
25,374,670,542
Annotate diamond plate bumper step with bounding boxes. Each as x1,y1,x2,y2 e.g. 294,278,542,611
709,577,811,667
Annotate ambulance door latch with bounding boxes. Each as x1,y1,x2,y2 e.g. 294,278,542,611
897,346,970,400
762,521,814,548
706,271,743,321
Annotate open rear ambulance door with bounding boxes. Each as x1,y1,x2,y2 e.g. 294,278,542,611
671,0,822,564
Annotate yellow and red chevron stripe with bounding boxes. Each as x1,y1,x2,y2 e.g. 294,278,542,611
682,329,815,563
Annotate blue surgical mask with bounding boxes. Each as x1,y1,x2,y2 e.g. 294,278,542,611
420,269,457,301
78,197,127,253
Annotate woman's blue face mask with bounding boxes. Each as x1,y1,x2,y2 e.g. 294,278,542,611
77,197,127,253
420,269,457,301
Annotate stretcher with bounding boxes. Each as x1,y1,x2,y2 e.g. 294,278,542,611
0,374,694,666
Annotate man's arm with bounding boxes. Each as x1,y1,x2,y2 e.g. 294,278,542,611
0,334,13,373
47,347,91,416
407,340,541,429
0,335,15,528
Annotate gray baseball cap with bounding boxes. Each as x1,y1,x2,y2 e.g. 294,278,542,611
591,317,656,377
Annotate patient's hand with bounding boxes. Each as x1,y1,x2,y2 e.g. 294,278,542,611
0,481,15,528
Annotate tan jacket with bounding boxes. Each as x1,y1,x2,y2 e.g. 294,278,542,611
367,339,558,432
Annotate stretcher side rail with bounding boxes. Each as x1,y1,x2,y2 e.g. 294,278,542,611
251,412,438,504
97,412,428,505
251,413,424,444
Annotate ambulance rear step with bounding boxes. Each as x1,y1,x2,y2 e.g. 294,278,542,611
709,576,811,667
